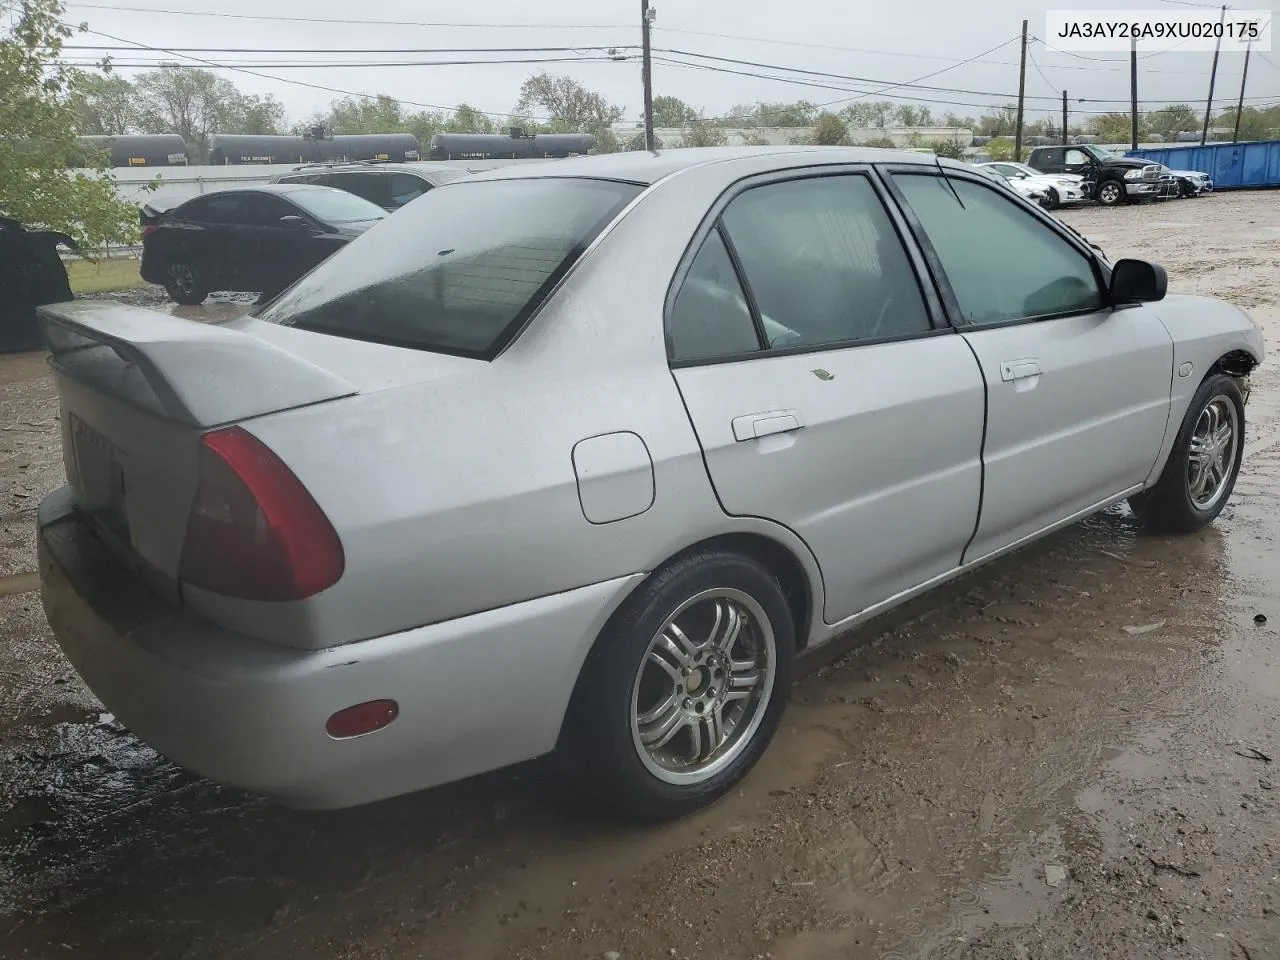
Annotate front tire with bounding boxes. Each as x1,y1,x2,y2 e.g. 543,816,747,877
566,549,795,821
1046,187,1061,210
1130,373,1245,534
1097,179,1126,206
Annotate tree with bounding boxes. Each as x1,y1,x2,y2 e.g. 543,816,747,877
321,94,403,134
444,103,495,133
927,138,966,159
72,72,136,135
977,105,1020,137
811,111,848,145
134,65,283,161
1146,104,1199,141
516,73,622,133
1088,111,1137,144
1217,106,1273,141
650,95,696,127
0,0,137,249
985,137,1017,161
680,122,728,148
895,105,934,127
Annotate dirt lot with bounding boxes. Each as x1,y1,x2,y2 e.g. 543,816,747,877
1,191,1279,960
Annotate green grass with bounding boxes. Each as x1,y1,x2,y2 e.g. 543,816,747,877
66,257,146,294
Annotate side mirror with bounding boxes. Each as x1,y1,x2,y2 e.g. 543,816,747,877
1110,258,1167,304
277,215,311,230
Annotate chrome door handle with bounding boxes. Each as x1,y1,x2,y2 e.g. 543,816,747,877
999,358,1041,382
731,410,804,442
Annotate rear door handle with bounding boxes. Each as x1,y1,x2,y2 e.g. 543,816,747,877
731,410,803,442
999,358,1041,382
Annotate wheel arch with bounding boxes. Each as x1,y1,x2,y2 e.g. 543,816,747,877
553,529,819,753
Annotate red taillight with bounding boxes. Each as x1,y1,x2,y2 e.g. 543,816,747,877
325,700,399,739
179,426,344,602
140,224,157,240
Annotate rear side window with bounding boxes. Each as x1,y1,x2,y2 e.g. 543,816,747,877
179,194,245,224
719,175,931,347
255,177,642,358
668,228,761,362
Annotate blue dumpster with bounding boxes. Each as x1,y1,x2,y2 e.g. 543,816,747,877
1126,140,1280,190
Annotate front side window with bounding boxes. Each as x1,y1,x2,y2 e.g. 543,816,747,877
388,173,429,206
256,177,642,358
892,173,1103,326
718,174,931,348
1064,149,1090,165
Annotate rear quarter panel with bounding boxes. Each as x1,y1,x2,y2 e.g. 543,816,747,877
203,157,832,651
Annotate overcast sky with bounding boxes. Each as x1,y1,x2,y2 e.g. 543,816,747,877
53,0,1280,127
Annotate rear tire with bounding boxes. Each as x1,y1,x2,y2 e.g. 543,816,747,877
163,260,208,305
1130,374,1245,534
1096,179,1126,206
565,549,795,821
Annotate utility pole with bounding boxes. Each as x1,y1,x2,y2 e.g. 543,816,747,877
1201,3,1227,145
640,0,655,151
1062,90,1069,146
1014,18,1028,161
1234,41,1252,142
1130,36,1139,150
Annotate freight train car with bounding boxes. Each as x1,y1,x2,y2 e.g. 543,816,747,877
75,134,189,167
426,132,595,160
208,133,420,165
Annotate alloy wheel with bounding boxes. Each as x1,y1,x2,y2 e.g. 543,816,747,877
630,588,776,785
1187,395,1239,511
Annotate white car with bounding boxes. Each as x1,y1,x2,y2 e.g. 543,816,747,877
977,162,1089,209
973,164,1052,206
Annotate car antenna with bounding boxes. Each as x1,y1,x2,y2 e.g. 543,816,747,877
935,154,965,209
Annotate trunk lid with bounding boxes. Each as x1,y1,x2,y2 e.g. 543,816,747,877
37,300,477,604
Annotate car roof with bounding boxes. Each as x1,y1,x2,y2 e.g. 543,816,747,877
460,145,963,187
188,183,342,199
276,162,467,183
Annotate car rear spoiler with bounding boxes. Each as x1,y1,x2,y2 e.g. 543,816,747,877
37,301,357,428
139,199,179,225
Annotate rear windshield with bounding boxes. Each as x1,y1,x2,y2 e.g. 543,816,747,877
287,187,387,223
255,177,643,357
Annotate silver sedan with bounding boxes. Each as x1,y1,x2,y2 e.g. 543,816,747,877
36,146,1264,821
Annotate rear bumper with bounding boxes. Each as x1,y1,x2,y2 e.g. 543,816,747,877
38,487,642,808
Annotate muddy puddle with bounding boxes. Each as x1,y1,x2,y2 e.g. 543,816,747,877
0,191,1277,960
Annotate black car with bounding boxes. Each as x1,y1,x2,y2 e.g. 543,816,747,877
1026,144,1176,206
270,161,467,212
140,184,386,305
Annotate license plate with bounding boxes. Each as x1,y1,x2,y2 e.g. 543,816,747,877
69,414,131,544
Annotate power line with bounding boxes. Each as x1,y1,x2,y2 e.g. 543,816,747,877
64,44,637,54
655,46,1056,100
68,20,561,121
63,1,631,30
62,56,627,69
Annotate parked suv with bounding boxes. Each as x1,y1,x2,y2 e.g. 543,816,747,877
271,160,468,212
1027,144,1171,206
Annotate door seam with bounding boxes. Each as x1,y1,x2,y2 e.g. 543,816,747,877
958,330,989,566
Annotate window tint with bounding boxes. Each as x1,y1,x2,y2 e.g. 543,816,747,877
719,175,931,348
286,187,386,224
668,229,760,362
180,194,245,224
893,174,1103,326
255,177,642,358
241,194,298,226
388,173,429,207
331,172,391,207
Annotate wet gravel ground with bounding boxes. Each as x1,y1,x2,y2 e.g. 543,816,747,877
1,191,1279,960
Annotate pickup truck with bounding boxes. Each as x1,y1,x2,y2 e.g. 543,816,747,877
1027,144,1174,206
